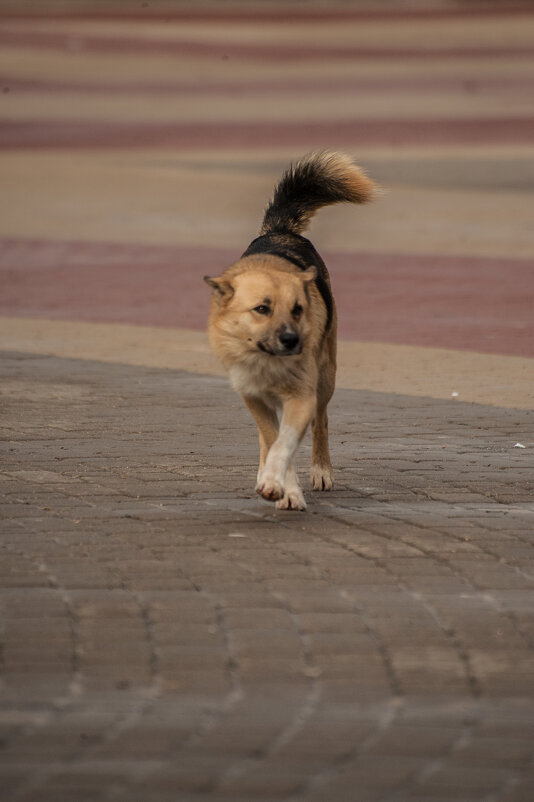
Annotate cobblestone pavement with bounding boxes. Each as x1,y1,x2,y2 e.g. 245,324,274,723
1,1,534,800
2,352,534,801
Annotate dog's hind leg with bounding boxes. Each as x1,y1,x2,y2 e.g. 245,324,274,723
310,404,334,491
243,396,279,483
311,333,336,491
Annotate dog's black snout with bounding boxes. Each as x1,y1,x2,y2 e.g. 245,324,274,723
279,330,300,351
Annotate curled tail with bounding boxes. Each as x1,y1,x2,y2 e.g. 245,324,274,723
260,150,376,236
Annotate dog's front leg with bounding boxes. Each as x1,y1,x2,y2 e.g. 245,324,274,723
275,463,306,511
256,396,315,509
243,396,279,483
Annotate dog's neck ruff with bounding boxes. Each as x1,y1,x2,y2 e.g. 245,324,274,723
228,352,302,401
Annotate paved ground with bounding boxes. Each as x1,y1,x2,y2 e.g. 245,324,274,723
2,352,534,802
1,2,534,801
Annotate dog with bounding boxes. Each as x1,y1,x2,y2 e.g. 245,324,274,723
204,151,376,510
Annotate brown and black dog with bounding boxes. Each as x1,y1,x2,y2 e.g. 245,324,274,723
204,151,376,510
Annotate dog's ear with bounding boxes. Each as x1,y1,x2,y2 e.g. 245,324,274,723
203,276,234,300
300,266,317,283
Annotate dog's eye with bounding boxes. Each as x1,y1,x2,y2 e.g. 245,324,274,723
253,305,270,315
292,303,303,318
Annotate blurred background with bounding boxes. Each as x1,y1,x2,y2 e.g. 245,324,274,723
1,0,533,357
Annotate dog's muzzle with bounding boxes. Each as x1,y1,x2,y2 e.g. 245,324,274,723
257,329,301,357
278,330,300,353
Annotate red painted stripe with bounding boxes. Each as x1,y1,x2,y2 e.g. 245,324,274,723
329,250,534,359
1,4,532,23
2,118,534,150
3,74,533,97
1,28,533,61
1,238,532,358
0,239,220,333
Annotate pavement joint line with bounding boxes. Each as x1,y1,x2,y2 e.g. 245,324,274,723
318,501,534,650
304,521,482,699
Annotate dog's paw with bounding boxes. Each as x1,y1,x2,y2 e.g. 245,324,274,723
276,487,307,511
256,472,284,502
310,463,334,491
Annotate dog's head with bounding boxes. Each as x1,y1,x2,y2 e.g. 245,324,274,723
204,262,316,358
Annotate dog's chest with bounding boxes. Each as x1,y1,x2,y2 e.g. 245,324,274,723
229,358,292,402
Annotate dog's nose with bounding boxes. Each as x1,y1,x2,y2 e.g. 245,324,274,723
279,330,300,351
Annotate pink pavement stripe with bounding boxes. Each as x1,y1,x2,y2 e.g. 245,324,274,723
2,118,534,150
3,74,534,97
1,4,532,23
1,29,534,61
1,238,532,358
0,239,218,333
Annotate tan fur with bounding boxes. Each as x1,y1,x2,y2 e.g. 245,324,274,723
205,152,375,510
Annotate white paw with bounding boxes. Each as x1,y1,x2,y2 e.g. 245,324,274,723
256,471,284,502
310,463,334,491
275,469,306,511
276,486,307,511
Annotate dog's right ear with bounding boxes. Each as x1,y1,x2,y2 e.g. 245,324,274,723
203,276,234,301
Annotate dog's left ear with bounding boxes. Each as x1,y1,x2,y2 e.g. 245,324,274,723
203,276,234,300
300,266,317,283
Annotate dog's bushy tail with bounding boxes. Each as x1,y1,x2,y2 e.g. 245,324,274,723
260,151,376,236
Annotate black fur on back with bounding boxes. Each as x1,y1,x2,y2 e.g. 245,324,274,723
242,232,334,331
